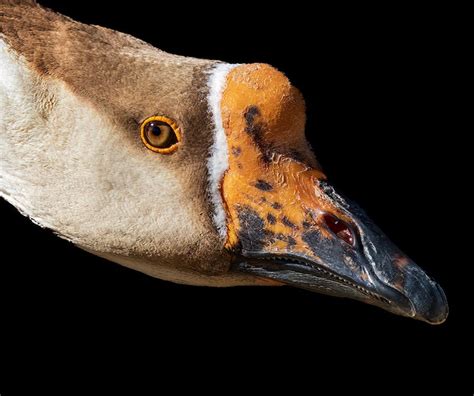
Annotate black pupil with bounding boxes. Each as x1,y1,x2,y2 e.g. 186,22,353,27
149,122,163,136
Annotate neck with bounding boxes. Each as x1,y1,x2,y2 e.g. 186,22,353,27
0,38,112,240
0,37,237,286
0,3,266,287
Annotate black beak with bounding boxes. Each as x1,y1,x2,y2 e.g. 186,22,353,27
235,252,448,325
232,182,448,324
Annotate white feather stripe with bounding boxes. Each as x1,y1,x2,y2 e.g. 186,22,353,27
206,63,237,239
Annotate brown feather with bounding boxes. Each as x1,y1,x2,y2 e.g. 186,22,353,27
0,0,37,6
0,1,233,278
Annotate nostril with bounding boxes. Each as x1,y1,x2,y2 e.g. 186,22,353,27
322,213,355,246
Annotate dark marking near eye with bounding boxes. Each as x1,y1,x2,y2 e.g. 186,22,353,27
237,206,273,252
271,202,282,210
267,213,276,225
303,229,343,265
255,180,273,191
282,216,297,229
232,146,242,157
302,221,312,230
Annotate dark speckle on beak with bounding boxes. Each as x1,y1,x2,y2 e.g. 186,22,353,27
244,105,261,134
271,202,282,210
267,213,276,225
243,105,272,163
287,149,306,163
302,230,324,256
232,146,242,157
282,216,297,229
237,206,273,252
287,236,297,248
255,180,273,191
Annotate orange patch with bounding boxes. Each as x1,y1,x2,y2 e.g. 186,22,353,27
394,256,410,269
220,64,352,257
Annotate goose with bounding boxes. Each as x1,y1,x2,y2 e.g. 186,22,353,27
0,0,448,324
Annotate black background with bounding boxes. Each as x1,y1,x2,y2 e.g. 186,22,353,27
1,0,469,391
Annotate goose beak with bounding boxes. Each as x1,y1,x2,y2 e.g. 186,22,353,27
230,182,449,324
217,63,448,323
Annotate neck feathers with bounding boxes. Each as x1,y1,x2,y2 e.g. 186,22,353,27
1,1,37,6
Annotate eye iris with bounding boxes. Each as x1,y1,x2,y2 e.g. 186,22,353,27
322,213,355,246
140,116,181,153
144,121,177,148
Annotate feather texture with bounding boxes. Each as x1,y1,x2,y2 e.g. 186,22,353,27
0,0,37,5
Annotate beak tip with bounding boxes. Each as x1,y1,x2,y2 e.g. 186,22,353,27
414,282,449,325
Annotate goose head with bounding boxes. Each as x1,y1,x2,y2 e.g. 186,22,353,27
0,1,448,323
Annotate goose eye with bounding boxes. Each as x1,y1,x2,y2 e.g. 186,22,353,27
140,116,181,154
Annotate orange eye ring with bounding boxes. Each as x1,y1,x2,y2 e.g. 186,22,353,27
140,115,182,154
